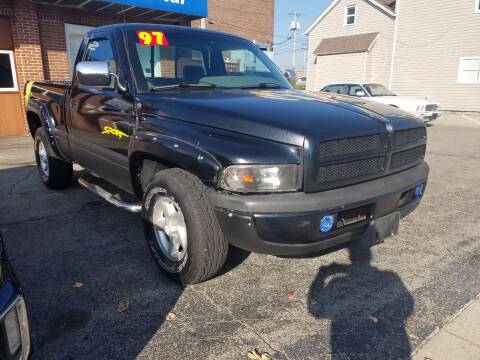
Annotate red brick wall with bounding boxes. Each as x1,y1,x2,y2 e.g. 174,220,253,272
9,0,44,134
192,0,275,44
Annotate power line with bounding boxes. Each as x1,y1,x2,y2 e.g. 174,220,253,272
273,30,292,45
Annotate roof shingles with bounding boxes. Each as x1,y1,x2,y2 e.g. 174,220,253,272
314,32,379,56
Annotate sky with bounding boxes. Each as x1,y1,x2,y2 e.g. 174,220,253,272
273,0,332,71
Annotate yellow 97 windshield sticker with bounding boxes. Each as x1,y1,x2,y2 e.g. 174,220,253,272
137,31,169,46
101,126,128,139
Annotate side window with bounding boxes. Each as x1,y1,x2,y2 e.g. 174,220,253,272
349,85,366,96
324,85,346,94
222,49,269,74
345,5,357,26
84,38,116,74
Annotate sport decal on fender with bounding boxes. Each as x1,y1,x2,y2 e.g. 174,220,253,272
101,126,128,139
137,31,169,46
24,80,34,107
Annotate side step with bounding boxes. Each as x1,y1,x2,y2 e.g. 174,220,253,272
78,174,142,213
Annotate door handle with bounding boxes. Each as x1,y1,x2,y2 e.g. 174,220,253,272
71,102,78,111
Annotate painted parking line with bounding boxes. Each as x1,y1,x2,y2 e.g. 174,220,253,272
461,114,480,127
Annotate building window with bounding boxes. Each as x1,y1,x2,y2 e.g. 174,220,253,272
457,57,480,84
0,50,18,92
345,5,357,26
65,24,94,77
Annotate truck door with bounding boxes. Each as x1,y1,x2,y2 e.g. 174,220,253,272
67,31,134,192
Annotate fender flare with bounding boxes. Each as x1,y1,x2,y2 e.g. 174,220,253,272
129,132,223,197
27,98,67,160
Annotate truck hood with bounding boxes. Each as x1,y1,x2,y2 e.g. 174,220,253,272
138,89,424,147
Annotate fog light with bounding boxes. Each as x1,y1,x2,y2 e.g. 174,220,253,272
320,214,336,233
414,184,425,199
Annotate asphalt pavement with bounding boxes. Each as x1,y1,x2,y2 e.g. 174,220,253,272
0,112,479,359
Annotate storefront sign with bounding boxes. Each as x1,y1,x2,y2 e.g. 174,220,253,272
109,0,208,17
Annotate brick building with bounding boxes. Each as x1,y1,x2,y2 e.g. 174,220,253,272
0,0,274,137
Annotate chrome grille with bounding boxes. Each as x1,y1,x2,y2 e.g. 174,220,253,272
318,134,387,158
394,128,426,146
317,157,386,183
391,145,426,169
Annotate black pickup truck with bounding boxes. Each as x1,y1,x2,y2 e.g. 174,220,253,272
25,24,429,284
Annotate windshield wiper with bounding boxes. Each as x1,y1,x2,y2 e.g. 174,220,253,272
240,83,282,89
150,83,220,91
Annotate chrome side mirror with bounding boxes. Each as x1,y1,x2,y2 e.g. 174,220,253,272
284,69,298,87
76,61,111,87
76,61,128,93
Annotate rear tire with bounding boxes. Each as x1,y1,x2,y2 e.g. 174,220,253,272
143,168,228,285
34,128,73,189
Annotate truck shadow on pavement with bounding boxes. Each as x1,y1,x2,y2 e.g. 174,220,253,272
308,229,414,359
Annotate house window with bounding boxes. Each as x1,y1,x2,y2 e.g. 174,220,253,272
0,50,18,92
345,5,357,26
457,57,480,84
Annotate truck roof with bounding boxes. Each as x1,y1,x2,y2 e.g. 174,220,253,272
89,23,246,41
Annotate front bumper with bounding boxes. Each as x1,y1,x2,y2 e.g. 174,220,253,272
210,162,429,255
417,111,442,122
0,283,30,360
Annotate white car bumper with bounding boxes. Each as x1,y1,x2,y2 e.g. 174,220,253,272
416,111,442,122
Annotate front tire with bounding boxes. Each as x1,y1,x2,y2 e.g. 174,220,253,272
34,128,73,189
143,168,228,285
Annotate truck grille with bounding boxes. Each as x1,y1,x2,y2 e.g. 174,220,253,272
394,128,426,146
307,128,427,192
317,156,386,183
391,145,426,169
318,134,387,158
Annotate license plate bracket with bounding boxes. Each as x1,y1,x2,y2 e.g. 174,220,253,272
374,212,400,241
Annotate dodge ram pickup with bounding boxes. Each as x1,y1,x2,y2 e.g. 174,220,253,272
25,24,429,285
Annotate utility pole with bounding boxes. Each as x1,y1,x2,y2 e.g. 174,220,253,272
301,42,308,71
288,12,301,71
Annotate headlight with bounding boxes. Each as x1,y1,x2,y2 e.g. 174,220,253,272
219,164,301,193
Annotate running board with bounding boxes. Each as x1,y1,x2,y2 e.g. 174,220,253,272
78,174,142,213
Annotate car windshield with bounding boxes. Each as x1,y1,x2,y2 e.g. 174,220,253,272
363,84,396,97
127,28,291,91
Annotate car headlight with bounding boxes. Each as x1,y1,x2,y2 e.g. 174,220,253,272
219,164,301,193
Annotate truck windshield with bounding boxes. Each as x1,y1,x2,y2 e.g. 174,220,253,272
363,84,397,97
127,29,291,91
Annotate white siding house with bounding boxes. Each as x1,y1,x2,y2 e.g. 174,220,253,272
305,0,480,111
305,0,395,92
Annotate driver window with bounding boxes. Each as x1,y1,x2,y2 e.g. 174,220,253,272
324,85,346,94
84,38,116,87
